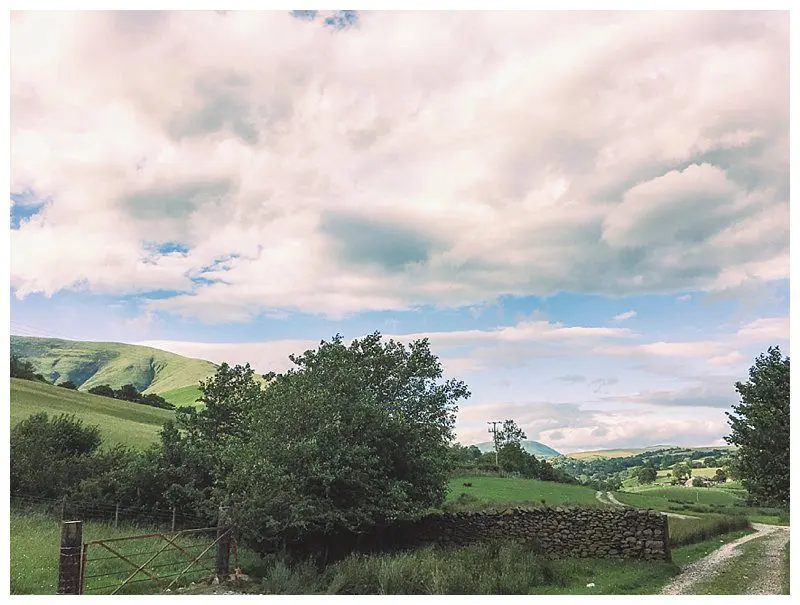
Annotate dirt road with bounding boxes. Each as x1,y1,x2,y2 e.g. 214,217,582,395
660,523,790,595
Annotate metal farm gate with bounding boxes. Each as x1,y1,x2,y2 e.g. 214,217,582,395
57,509,239,595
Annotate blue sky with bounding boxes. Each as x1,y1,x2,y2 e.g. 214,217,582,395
9,11,789,452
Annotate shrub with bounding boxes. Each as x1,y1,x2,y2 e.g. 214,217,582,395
11,413,102,499
88,384,115,398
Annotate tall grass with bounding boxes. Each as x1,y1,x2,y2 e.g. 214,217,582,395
258,541,562,595
667,515,750,548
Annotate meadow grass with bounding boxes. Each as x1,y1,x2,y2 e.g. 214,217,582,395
447,476,605,507
10,378,171,449
159,384,204,408
10,509,260,595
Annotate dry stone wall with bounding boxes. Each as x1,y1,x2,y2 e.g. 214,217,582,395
408,506,670,560
277,506,670,562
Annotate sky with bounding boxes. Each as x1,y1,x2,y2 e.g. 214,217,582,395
9,10,790,453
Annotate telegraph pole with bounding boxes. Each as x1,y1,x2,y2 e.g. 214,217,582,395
488,421,501,467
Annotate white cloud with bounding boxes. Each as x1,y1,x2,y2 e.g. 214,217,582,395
135,339,319,374
708,351,747,367
454,399,729,452
735,316,789,344
612,310,637,321
596,340,726,358
10,11,788,320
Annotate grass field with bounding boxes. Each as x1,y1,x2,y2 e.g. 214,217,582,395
160,384,204,408
10,378,172,449
614,485,788,525
567,448,654,460
618,485,743,506
11,335,217,394
652,467,723,480
447,476,605,508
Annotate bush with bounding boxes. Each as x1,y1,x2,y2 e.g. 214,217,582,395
88,385,115,398
57,381,78,390
11,413,102,499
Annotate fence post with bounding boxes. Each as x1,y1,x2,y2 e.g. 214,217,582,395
115,503,120,529
57,520,83,594
215,506,232,583
171,507,176,532
60,496,66,520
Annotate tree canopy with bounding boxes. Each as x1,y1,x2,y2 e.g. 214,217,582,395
726,346,789,505
216,333,470,541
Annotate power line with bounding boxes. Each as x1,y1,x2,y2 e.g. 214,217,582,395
10,320,79,341
488,420,501,467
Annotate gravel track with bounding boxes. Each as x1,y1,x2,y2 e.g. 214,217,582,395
660,523,789,595
598,491,699,519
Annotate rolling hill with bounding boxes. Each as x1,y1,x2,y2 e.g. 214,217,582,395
567,445,737,459
470,440,561,459
10,378,173,449
10,336,217,398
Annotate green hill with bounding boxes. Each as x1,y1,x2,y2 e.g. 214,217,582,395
568,445,737,460
10,336,217,395
470,440,561,459
10,378,172,449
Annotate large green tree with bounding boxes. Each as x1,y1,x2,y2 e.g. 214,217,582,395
725,346,789,505
634,465,658,485
220,333,470,541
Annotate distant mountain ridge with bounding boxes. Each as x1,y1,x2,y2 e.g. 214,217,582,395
567,444,737,459
10,335,218,396
470,440,561,459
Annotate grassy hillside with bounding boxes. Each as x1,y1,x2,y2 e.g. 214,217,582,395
447,475,603,507
11,336,217,395
10,378,172,449
159,384,204,408
568,448,654,460
470,440,561,458
568,445,736,460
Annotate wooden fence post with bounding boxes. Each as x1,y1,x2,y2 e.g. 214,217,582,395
57,520,83,594
114,503,119,529
215,506,232,582
171,507,176,532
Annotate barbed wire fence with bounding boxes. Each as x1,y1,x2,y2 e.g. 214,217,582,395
10,492,211,532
